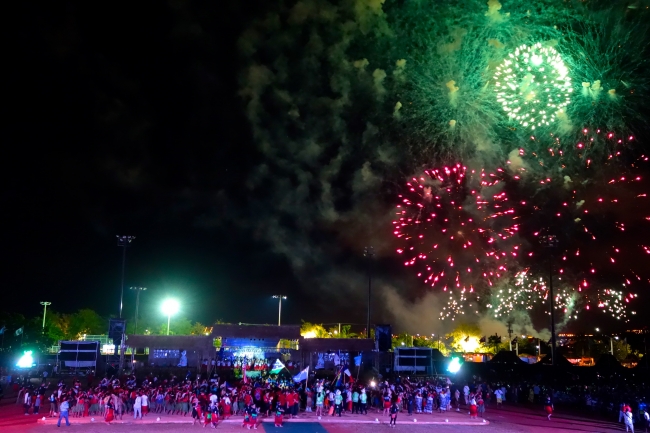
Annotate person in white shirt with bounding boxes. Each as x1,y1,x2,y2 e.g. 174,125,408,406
463,385,470,405
141,393,149,416
133,393,143,419
24,390,31,415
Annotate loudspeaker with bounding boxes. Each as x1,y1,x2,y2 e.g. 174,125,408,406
375,324,392,352
108,318,126,340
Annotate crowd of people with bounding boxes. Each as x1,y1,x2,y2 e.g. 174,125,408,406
9,369,650,430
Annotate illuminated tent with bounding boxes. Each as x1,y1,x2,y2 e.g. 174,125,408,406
490,350,526,365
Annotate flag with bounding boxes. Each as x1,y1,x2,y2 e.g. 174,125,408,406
0,326,5,335
15,327,23,336
354,355,362,367
293,366,309,383
479,336,486,343
464,336,470,342
343,366,352,377
511,337,518,344
270,359,285,374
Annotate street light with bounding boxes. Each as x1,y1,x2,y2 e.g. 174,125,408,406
40,302,51,334
272,295,287,326
161,299,179,335
116,235,135,319
363,246,374,338
540,233,558,366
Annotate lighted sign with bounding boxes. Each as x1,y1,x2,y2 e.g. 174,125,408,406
17,351,35,369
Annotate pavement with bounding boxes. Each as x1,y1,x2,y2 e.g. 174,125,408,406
34,408,490,426
2,387,640,433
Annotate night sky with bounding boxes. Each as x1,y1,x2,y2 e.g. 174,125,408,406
5,1,302,326
4,1,649,335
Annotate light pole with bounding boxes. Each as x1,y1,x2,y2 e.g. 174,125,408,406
364,246,374,339
116,235,135,319
272,295,287,326
540,234,558,366
40,302,51,334
507,320,514,351
130,287,147,334
161,299,179,335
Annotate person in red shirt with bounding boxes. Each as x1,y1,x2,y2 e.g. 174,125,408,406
286,392,295,419
292,391,300,417
220,395,232,419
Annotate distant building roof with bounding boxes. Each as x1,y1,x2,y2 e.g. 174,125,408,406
537,354,573,367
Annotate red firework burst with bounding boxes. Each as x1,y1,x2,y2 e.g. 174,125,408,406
393,164,520,317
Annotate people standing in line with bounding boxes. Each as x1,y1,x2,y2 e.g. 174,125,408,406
57,397,71,427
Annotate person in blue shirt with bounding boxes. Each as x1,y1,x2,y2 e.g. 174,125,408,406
57,397,71,427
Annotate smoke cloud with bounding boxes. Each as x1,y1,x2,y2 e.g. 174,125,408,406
232,0,650,333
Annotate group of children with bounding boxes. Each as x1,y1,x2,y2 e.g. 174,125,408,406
190,400,287,429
